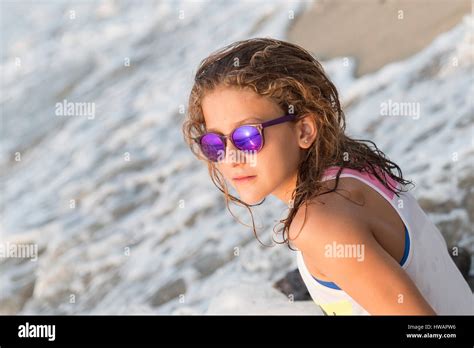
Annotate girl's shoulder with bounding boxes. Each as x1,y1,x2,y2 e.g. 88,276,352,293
288,178,372,253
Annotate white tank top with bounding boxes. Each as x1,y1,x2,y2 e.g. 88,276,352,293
295,166,474,315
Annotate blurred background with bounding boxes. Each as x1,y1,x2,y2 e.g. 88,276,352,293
0,0,472,315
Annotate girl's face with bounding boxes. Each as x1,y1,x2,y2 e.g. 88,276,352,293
201,86,316,205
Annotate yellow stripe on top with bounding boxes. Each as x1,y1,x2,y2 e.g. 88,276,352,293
319,299,354,315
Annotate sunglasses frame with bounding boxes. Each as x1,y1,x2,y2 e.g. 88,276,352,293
194,113,297,161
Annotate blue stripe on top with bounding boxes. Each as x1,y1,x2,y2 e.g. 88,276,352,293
312,224,411,291
399,224,410,266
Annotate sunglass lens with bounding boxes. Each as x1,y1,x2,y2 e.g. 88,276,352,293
200,133,225,162
232,126,262,151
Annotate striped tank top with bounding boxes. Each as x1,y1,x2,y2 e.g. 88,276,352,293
295,166,473,315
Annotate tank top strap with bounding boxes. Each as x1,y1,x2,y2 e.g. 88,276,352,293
321,166,400,201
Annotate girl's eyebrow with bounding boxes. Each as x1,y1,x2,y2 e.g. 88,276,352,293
206,117,264,133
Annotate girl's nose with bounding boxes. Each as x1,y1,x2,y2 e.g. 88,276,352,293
224,137,247,166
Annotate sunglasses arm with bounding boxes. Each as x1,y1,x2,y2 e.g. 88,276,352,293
261,113,296,128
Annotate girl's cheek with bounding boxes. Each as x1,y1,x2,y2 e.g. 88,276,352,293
217,164,238,186
216,164,230,179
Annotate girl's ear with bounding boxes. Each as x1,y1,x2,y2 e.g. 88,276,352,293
296,114,317,148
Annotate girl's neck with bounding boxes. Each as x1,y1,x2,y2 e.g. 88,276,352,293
272,166,342,206
272,172,298,206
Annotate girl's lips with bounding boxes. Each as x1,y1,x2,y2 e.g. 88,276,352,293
232,175,257,183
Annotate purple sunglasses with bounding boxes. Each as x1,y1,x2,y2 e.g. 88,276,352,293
194,113,297,162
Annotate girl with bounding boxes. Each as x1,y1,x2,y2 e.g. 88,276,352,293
182,38,473,315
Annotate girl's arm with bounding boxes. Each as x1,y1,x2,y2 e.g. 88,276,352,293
291,202,437,315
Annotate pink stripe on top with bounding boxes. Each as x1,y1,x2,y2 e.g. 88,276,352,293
322,166,399,200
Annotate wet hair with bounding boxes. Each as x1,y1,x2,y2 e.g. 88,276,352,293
182,38,413,250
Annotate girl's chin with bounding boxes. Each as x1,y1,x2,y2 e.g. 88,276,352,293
238,192,266,206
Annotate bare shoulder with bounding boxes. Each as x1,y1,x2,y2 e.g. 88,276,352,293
288,185,371,254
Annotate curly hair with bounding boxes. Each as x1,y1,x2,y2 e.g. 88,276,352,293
182,37,414,250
